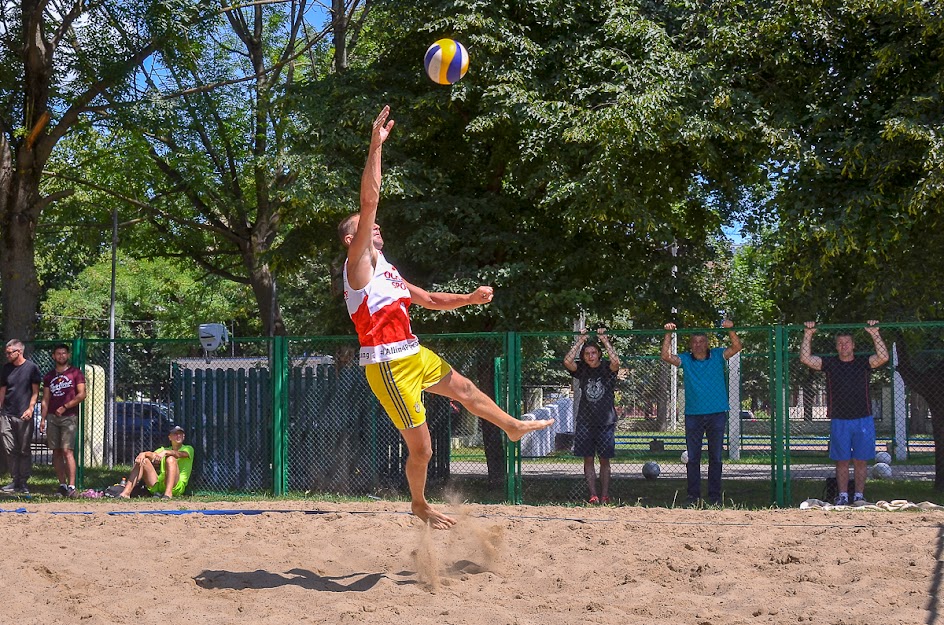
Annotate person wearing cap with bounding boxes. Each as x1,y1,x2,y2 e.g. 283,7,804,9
117,425,194,499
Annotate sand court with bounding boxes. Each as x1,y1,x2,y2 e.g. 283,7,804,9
0,501,938,625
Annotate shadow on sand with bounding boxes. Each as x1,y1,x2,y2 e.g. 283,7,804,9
195,568,418,592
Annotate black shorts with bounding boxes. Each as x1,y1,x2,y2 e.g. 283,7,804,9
573,422,616,459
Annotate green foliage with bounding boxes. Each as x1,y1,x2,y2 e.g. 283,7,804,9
722,238,779,325
39,256,254,339
721,0,944,321
295,0,770,332
56,3,367,336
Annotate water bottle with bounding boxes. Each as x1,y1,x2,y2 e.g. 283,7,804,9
120,478,127,487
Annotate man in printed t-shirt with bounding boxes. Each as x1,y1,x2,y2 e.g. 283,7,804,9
40,343,86,498
564,328,620,505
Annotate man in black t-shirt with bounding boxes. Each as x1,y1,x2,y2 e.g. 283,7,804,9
800,320,889,506
564,328,620,504
0,340,42,494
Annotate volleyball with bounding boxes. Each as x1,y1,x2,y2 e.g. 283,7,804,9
874,451,892,465
872,462,892,479
642,461,661,480
424,38,469,85
681,451,689,464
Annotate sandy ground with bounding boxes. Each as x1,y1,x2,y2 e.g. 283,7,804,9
0,499,939,625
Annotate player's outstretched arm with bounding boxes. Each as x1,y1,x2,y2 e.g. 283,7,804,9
407,283,494,311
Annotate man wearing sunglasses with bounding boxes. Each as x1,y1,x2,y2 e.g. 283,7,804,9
0,340,42,494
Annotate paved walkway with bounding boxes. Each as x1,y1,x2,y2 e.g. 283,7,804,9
450,461,935,480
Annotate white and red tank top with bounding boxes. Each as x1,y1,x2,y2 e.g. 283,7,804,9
343,251,420,365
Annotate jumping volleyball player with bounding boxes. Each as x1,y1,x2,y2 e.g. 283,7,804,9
339,106,554,529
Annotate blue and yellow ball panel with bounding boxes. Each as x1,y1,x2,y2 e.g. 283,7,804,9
424,38,469,85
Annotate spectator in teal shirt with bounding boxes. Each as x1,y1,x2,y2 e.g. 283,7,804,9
661,320,742,507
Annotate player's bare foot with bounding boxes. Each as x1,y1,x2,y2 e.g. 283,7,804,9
412,501,456,530
505,418,555,442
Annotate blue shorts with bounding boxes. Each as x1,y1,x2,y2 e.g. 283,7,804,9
829,416,876,462
573,422,616,459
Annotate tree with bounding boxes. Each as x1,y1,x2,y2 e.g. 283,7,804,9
297,0,771,334
39,256,252,339
294,0,775,486
0,0,218,341
719,0,944,320
96,1,376,336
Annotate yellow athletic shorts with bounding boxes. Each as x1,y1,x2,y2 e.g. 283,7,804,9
364,346,452,430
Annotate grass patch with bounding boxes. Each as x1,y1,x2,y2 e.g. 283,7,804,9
12,463,943,511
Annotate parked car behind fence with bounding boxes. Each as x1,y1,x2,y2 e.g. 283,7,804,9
111,401,175,464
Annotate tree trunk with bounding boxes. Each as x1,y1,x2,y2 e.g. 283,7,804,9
473,355,505,488
481,420,505,488
245,259,286,336
0,1,54,341
332,0,348,72
0,156,43,342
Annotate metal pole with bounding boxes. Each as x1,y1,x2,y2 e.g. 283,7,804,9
107,207,118,468
670,242,678,431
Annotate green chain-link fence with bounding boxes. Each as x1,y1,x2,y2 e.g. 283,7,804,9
782,323,939,502
14,323,942,504
516,328,778,506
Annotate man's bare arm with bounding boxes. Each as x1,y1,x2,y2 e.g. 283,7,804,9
799,322,822,370
865,320,889,368
407,282,494,311
347,106,394,290
660,323,681,367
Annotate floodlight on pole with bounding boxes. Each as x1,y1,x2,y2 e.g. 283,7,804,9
199,323,229,363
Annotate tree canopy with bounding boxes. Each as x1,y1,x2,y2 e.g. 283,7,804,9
294,0,772,332
7,0,944,339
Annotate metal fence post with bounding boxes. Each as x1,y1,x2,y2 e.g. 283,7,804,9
271,335,289,495
771,325,787,506
72,337,87,488
504,331,522,504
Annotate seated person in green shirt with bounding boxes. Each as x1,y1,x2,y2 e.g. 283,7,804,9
118,425,194,499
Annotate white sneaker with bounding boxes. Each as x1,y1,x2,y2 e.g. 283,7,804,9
834,494,849,506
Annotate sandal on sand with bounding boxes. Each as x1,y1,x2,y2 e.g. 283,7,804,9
587,496,600,505
601,496,612,505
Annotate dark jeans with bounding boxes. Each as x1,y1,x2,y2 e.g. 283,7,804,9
0,413,34,487
685,412,726,502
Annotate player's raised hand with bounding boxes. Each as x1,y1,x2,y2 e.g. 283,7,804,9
371,105,395,145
